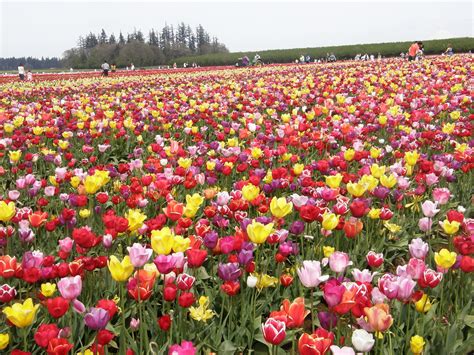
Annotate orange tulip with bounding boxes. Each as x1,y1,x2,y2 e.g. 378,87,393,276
0,256,17,278
163,200,184,222
28,211,48,228
270,297,310,329
364,304,393,332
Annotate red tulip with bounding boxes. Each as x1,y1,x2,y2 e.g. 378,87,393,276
46,338,73,355
34,324,60,348
270,297,310,328
186,248,207,268
46,297,70,318
298,328,334,355
158,314,172,331
262,318,286,345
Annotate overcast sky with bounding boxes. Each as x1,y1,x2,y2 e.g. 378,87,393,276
0,0,472,58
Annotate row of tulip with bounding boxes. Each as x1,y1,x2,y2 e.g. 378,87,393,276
0,55,472,354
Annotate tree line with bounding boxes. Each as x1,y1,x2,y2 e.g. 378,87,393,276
0,57,62,71
0,23,228,71
63,24,228,69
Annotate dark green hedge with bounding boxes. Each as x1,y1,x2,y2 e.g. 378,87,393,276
173,37,473,66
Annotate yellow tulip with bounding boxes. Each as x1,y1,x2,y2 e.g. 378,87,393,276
178,157,192,169
79,209,91,218
255,273,278,290
344,149,355,161
270,197,293,218
449,111,461,120
108,255,134,282
442,123,454,134
440,219,460,235
189,296,215,322
186,193,204,209
410,335,426,355
2,298,40,328
246,221,274,244
125,209,147,233
347,182,367,197
325,173,342,188
370,147,381,159
41,283,57,297
368,208,381,219
322,213,339,230
323,246,335,257
151,227,175,255
360,175,379,191
9,150,22,163
293,163,304,176
370,164,386,178
405,151,420,166
378,115,387,125
380,174,397,189
242,184,260,201
70,176,81,188
414,294,432,313
0,201,16,222
173,235,191,253
84,175,102,194
434,249,457,269
206,161,216,171
251,147,263,159
0,333,9,350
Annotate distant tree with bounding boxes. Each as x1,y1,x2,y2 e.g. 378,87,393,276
117,41,155,67
135,30,145,43
99,29,108,44
118,32,125,45
109,34,116,44
148,29,159,46
85,33,99,49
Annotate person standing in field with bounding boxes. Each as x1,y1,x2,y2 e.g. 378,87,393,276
101,61,110,76
444,44,454,56
408,42,419,61
18,63,25,80
26,70,33,81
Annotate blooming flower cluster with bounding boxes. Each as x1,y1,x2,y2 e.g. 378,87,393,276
0,55,472,354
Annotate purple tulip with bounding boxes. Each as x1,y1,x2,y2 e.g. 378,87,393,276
217,262,242,281
84,307,110,330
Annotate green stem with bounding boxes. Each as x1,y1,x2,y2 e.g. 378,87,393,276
310,288,315,333
119,283,126,355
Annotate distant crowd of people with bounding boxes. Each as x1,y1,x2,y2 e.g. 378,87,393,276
16,43,463,81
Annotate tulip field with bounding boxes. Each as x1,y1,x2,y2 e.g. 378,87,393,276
0,55,473,355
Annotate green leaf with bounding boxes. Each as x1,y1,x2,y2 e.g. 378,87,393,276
464,315,474,328
218,340,238,354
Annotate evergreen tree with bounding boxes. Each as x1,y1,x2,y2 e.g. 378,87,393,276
99,29,108,44
109,34,117,44
118,32,125,45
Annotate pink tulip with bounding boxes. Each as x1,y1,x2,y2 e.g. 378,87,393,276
409,238,429,259
58,276,83,300
127,243,152,268
421,200,439,218
8,190,20,201
370,287,388,304
406,258,426,280
330,345,355,355
58,237,74,253
352,268,376,283
396,276,416,301
297,260,329,288
323,279,345,307
329,252,351,273
432,187,451,205
418,217,433,232
425,173,439,186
